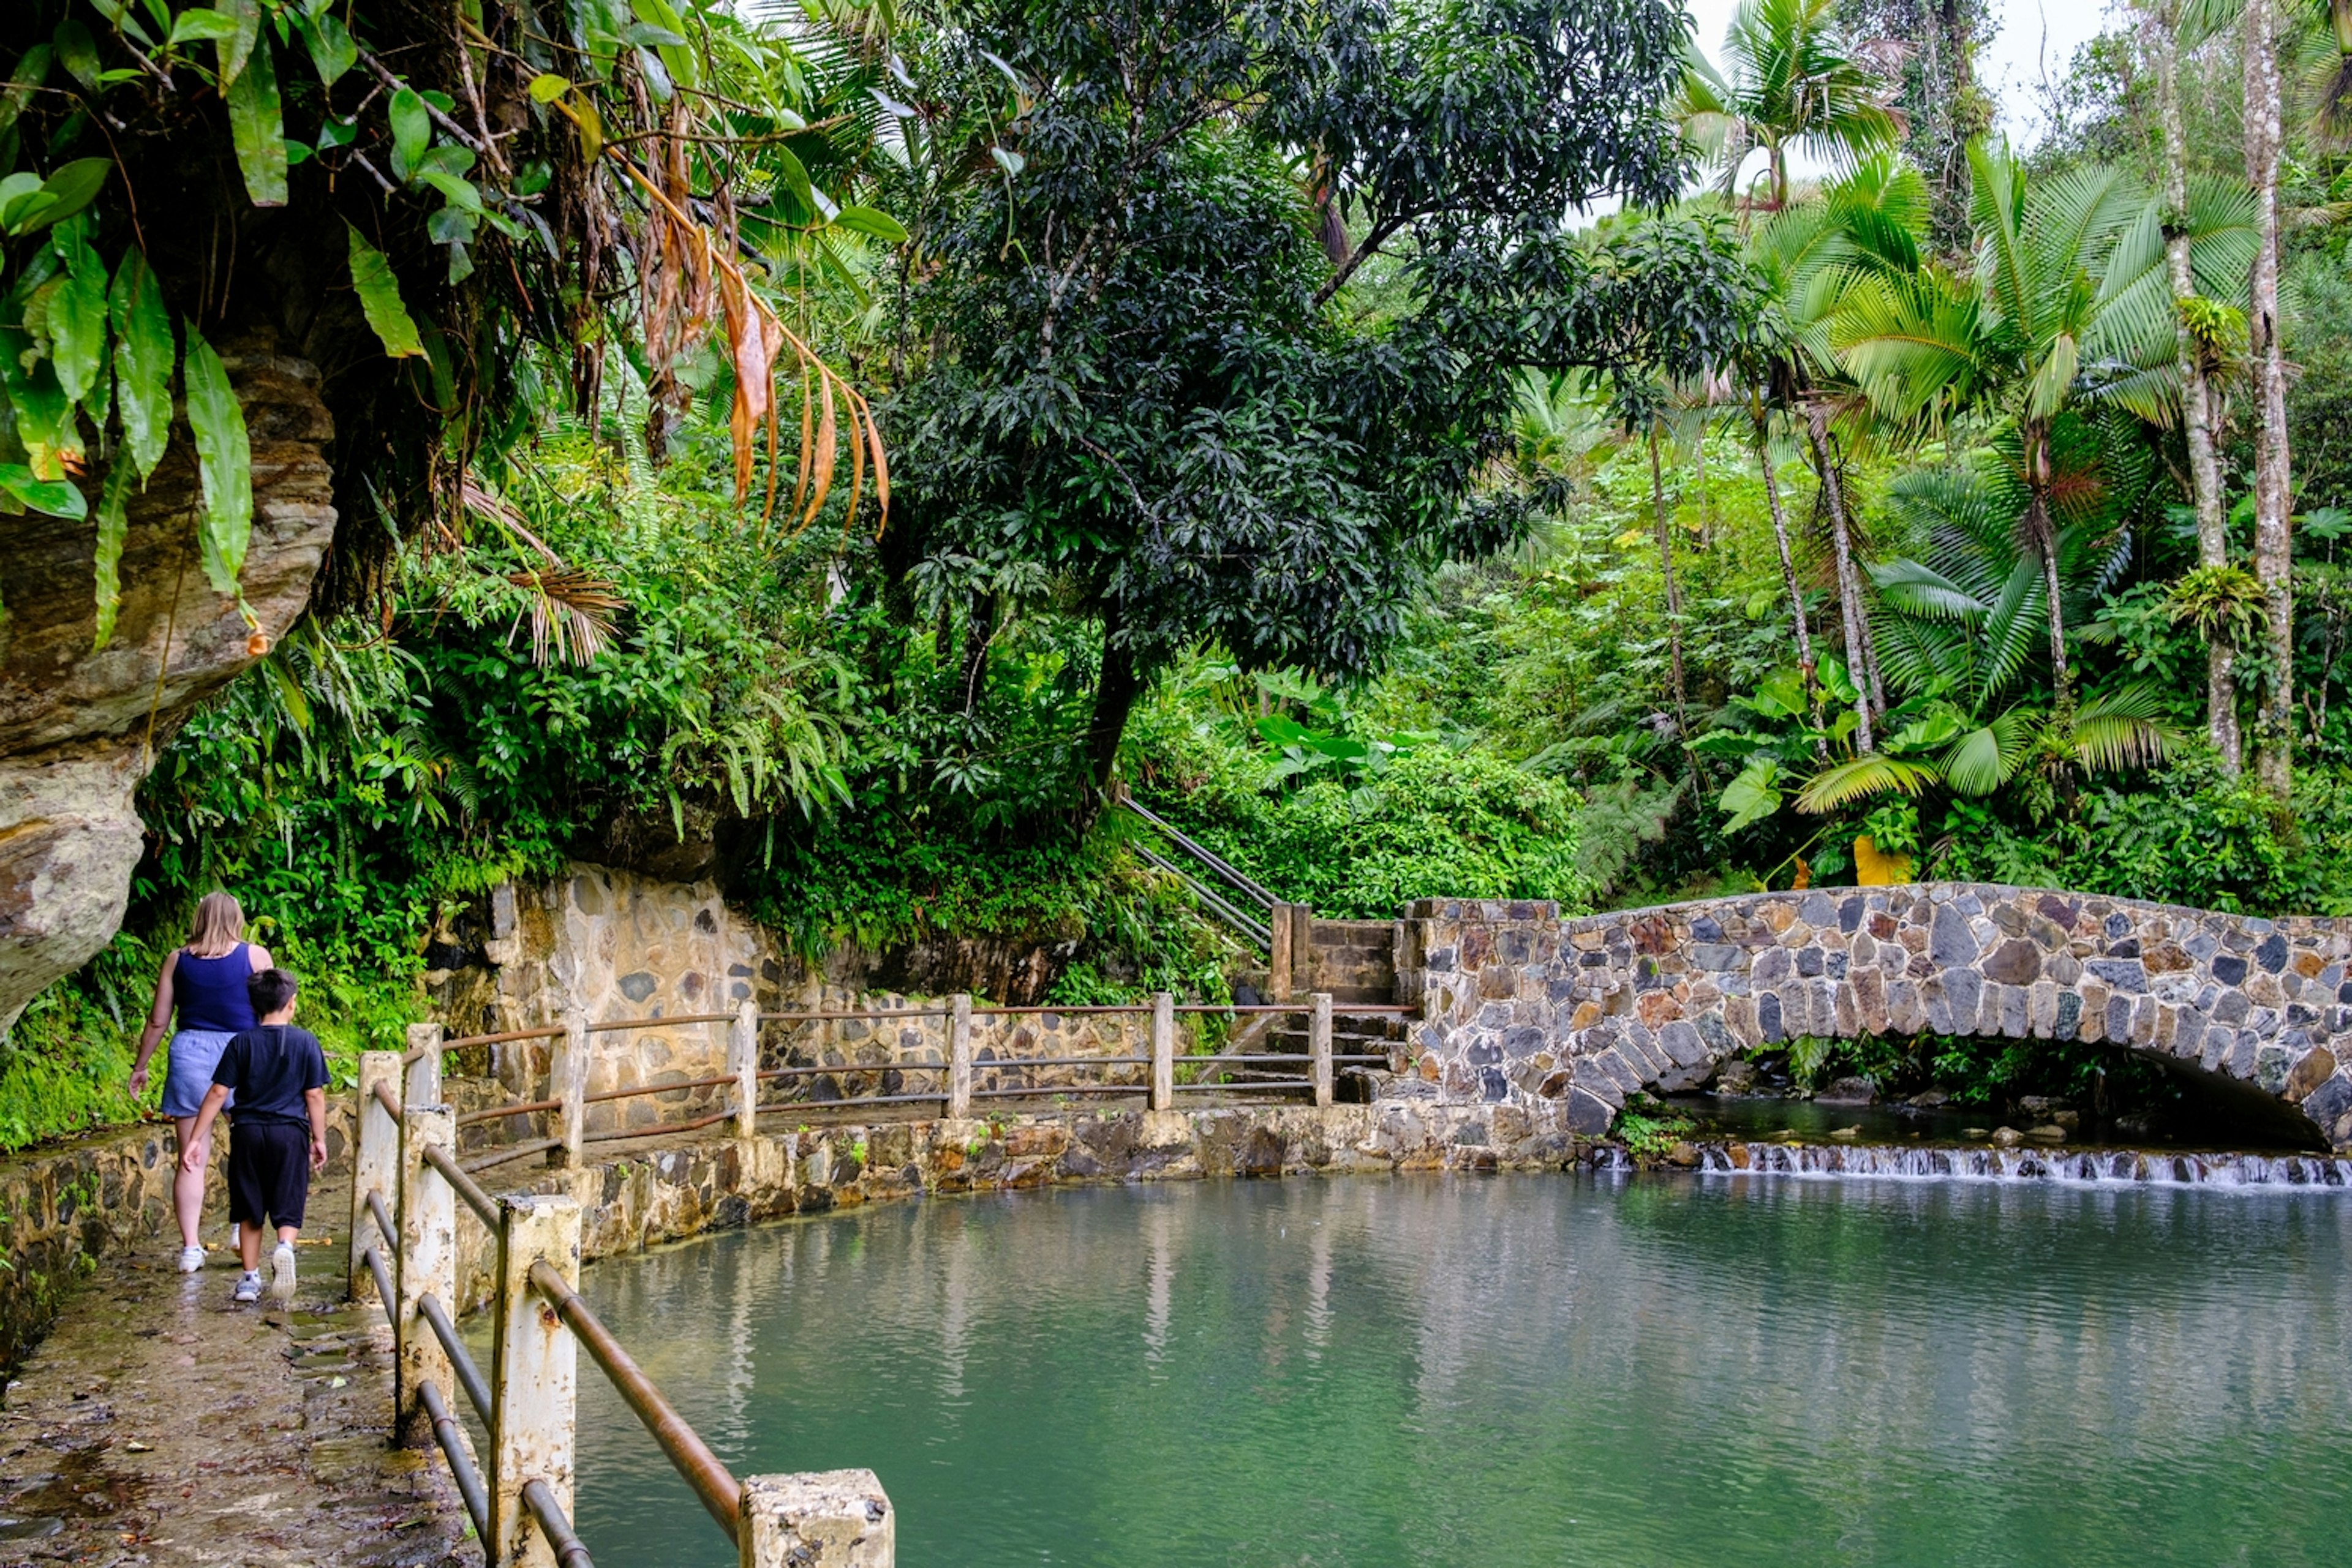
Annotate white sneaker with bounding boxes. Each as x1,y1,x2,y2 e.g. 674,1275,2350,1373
178,1245,205,1273
232,1271,263,1304
268,1242,296,1303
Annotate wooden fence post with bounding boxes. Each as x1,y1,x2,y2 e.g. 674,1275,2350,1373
492,1195,582,1568
947,994,973,1120
405,1021,444,1110
350,1050,401,1302
1150,993,1174,1112
739,1471,895,1567
396,1103,456,1445
732,998,761,1140
1268,906,1294,1003
1309,992,1333,1109
557,1011,589,1167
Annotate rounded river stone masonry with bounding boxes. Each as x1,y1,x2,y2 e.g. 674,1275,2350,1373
1396,884,2352,1148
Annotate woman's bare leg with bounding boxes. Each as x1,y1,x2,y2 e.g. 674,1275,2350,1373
172,1115,210,1249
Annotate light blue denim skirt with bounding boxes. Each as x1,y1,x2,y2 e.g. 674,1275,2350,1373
162,1029,237,1118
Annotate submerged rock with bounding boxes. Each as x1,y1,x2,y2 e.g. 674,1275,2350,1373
1990,1126,2024,1147
1818,1076,1879,1106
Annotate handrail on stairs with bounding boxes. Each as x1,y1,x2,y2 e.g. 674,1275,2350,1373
1114,786,1281,952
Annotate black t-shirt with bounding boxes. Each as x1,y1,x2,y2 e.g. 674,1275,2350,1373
213,1024,330,1129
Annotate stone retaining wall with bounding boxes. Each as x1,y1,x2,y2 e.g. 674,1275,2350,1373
1400,884,2352,1148
1,1104,356,1374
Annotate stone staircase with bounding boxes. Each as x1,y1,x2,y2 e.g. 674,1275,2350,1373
1233,914,1411,1100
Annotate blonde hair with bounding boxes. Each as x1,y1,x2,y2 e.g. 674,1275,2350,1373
187,891,246,959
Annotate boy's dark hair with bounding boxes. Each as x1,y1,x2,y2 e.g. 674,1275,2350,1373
247,967,300,1017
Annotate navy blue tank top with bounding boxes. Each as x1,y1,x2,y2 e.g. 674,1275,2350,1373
175,944,257,1033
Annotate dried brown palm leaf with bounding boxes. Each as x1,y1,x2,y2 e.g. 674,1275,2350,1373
506,567,624,667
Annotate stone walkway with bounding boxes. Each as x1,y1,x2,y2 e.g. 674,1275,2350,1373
0,1173,466,1567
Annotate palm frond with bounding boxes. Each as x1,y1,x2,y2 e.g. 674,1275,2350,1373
1793,753,1939,813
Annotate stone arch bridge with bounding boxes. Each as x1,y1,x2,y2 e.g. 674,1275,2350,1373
1396,884,2352,1149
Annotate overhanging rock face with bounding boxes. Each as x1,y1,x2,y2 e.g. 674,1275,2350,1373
1397,885,2352,1150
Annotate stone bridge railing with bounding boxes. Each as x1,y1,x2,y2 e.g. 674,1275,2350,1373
1396,884,2352,1150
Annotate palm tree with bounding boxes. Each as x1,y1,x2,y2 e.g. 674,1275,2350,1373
1681,0,1905,213
1836,143,2183,730
1793,424,2176,813
1739,155,1931,749
2245,0,2297,796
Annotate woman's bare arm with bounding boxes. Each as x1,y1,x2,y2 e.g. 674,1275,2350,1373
129,951,179,1098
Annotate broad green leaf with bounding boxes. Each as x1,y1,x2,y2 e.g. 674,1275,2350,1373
86,1,157,49
181,325,253,597
831,205,909,243
1718,758,1783,835
346,225,424,357
990,146,1025,178
110,250,175,479
53,19,101,90
0,45,51,140
0,326,81,477
213,0,261,85
527,73,572,102
0,461,88,518
225,32,286,205
47,221,109,408
298,10,356,86
390,87,430,179
417,171,483,213
2,159,111,236
167,9,240,45
91,450,134,650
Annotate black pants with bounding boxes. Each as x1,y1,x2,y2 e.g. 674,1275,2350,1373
225,1120,311,1230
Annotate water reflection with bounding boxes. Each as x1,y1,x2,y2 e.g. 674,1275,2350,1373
575,1175,2352,1567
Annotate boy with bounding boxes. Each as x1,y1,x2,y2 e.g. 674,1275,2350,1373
183,968,329,1305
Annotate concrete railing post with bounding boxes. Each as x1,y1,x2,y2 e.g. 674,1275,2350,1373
405,1022,444,1109
492,1195,582,1568
732,998,761,1140
947,994,973,1120
1309,992,1333,1109
1150,993,1175,1112
556,1011,589,1167
1268,905,1294,1004
739,1471,895,1567
396,1104,456,1444
350,1050,401,1302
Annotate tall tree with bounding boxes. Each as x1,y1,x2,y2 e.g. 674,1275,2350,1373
2245,0,2298,794
1681,0,1905,212
1835,0,1996,254
2141,0,2241,769
884,0,1749,800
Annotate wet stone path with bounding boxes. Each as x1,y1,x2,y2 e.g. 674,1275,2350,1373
0,1174,466,1567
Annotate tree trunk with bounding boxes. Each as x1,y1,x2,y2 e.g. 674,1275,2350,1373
2246,0,2296,797
1084,619,1144,796
1648,423,1688,730
1754,413,1821,735
2026,430,2076,727
2148,0,2241,770
1803,399,1875,752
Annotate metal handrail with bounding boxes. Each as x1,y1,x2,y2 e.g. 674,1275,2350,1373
1115,793,1279,908
582,1107,738,1144
438,1025,565,1052
758,1007,948,1021
585,1071,739,1105
371,1079,401,1119
586,1012,737,1033
529,1259,742,1542
361,1242,396,1316
521,1478,597,1568
459,1097,563,1126
756,1062,944,1079
1133,843,1275,948
463,1137,561,1174
418,1291,494,1426
366,1189,396,1251
422,1142,500,1227
421,1379,491,1541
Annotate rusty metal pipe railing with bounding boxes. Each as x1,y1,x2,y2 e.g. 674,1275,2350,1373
421,1142,500,1227
1172,1081,1310,1091
457,1097,562,1126
529,1259,741,1542
756,1008,947,1021
756,1062,944,1079
585,1012,737,1033
758,1091,949,1110
366,1189,397,1252
361,1243,396,1324
521,1477,597,1568
581,1109,737,1144
417,1291,493,1426
371,1079,401,1120
969,1085,1147,1099
461,1137,561,1175
584,1071,739,1106
421,1379,491,1542
439,1025,565,1052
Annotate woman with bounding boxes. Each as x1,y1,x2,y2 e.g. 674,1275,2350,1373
129,891,274,1272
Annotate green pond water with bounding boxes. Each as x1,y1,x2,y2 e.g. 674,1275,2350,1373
568,1174,2352,1566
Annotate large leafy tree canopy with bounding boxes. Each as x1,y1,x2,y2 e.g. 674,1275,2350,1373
879,0,1754,790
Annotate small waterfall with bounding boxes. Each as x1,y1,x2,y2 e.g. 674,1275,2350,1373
1664,1142,2352,1188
